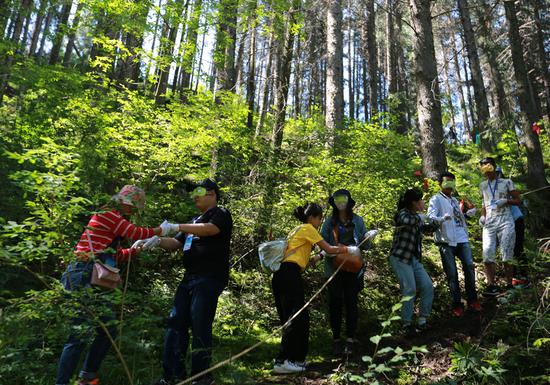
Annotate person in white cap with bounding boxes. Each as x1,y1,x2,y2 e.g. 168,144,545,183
478,158,521,296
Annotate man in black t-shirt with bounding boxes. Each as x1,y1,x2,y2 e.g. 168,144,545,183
143,179,232,385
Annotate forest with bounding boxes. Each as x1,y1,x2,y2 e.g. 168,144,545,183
0,0,550,384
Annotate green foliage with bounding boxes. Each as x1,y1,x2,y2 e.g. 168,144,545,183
449,341,507,384
329,297,428,384
0,55,548,385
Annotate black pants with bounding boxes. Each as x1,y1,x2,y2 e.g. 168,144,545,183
328,270,360,340
513,217,528,277
272,262,309,362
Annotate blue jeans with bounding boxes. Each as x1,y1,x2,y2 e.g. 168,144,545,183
163,274,225,381
439,242,477,307
56,262,117,385
389,255,434,325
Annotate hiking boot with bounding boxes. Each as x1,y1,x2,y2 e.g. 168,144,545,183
273,359,306,374
467,300,482,312
452,306,465,317
483,284,501,297
331,339,343,356
78,379,100,385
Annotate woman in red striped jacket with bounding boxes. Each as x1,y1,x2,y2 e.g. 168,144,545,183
56,185,176,385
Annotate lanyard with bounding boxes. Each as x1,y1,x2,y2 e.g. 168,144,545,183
487,178,499,200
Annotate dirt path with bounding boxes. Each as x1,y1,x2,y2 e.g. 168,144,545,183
255,296,501,385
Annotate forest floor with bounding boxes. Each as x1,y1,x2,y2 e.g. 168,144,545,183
255,294,503,385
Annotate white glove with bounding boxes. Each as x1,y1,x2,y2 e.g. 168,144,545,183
364,229,380,240
160,220,179,236
479,216,486,227
142,235,161,250
346,246,361,257
131,239,147,249
465,208,477,217
495,199,508,208
442,213,452,221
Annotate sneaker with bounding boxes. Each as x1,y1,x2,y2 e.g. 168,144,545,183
452,306,465,317
467,300,482,312
331,339,343,356
273,359,306,374
78,379,100,385
512,277,531,289
483,284,501,297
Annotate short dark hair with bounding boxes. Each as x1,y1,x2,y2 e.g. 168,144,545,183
479,157,496,167
439,171,455,183
293,203,323,223
398,188,423,211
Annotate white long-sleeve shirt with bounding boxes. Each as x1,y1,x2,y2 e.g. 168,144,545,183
428,192,469,246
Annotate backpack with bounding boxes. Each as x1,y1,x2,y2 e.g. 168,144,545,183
258,225,304,273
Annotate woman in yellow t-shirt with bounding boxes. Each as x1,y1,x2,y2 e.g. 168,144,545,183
272,203,357,374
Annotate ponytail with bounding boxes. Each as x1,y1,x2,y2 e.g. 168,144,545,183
293,202,323,223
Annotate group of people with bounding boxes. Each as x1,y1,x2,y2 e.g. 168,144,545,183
55,156,530,384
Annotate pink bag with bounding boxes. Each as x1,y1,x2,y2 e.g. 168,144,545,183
91,261,121,289
85,230,122,289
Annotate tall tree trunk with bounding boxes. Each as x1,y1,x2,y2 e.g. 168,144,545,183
29,0,50,56
325,0,344,144
0,0,10,39
348,16,355,121
180,0,203,96
476,0,510,120
257,1,299,241
294,36,301,117
457,0,491,151
460,32,477,139
440,34,457,141
365,0,378,119
62,0,84,66
214,0,238,92
155,0,184,104
256,30,275,138
409,0,447,179
503,0,548,189
38,6,55,57
49,0,72,65
532,0,550,122
246,18,257,130
362,58,369,120
10,0,32,46
450,31,471,139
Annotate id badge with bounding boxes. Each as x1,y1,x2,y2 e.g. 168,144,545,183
489,199,497,209
183,234,193,251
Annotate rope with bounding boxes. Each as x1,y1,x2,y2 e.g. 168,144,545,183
176,258,348,385
521,184,550,197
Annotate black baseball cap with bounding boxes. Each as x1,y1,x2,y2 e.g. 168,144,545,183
194,178,220,200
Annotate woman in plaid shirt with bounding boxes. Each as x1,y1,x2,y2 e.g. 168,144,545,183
389,188,437,335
